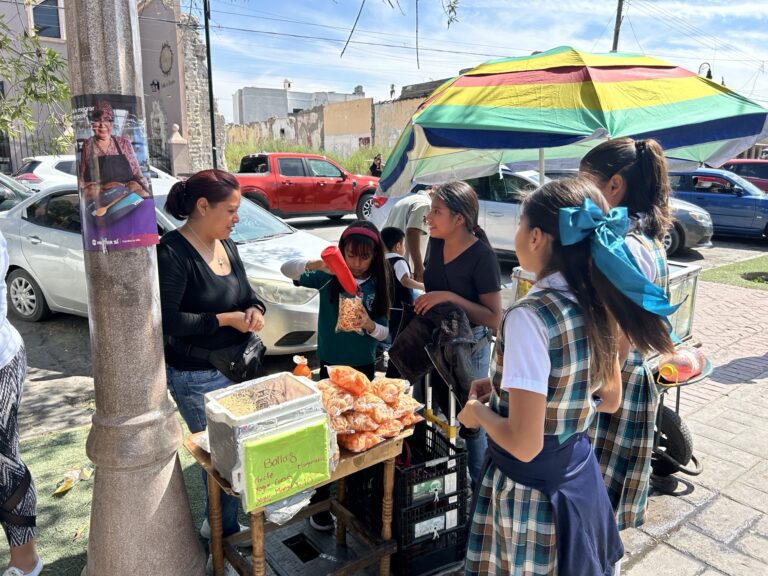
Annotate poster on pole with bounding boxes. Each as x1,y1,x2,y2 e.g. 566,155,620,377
73,94,159,252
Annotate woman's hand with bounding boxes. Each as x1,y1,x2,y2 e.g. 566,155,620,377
243,307,265,332
457,399,482,429
126,180,150,197
414,291,453,315
469,378,492,403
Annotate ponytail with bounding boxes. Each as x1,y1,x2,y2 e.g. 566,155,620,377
523,179,674,386
580,137,673,241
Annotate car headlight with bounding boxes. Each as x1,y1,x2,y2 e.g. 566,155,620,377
249,278,317,305
688,211,711,223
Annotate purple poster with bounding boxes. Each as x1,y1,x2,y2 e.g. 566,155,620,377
73,94,159,252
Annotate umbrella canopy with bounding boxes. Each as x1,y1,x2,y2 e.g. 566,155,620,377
379,45,768,196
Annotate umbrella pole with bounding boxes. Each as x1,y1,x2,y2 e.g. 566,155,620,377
539,148,545,183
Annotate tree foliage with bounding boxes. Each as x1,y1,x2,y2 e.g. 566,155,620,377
0,11,72,154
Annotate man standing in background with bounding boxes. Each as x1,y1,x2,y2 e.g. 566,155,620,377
382,185,432,281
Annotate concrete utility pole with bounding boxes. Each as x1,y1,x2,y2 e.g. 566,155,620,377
611,0,624,52
65,2,205,574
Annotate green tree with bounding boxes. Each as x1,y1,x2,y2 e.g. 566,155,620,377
0,11,72,154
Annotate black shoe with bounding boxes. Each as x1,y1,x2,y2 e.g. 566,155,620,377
309,511,335,532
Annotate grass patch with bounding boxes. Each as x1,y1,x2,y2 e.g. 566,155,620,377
700,255,768,291
225,139,391,177
0,420,214,575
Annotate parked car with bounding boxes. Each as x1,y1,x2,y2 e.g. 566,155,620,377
235,152,379,220
0,172,32,212
12,154,179,195
669,168,768,238
370,170,546,258
544,168,713,255
0,185,329,355
719,159,768,192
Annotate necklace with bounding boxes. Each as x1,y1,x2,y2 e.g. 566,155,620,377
185,224,225,268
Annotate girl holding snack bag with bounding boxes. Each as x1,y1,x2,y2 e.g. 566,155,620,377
281,220,391,381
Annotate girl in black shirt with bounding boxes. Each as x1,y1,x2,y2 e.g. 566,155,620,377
414,181,502,485
158,169,266,542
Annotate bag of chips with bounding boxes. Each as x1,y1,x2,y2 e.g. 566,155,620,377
371,377,409,405
318,380,356,416
399,412,425,427
391,394,425,419
375,419,404,439
336,294,366,333
328,365,370,396
338,431,384,453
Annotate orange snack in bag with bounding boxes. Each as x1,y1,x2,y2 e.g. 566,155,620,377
338,431,383,453
371,377,409,405
399,412,425,427
354,392,394,423
375,419,404,438
319,383,356,416
330,415,355,434
328,365,371,396
342,412,379,432
391,394,425,419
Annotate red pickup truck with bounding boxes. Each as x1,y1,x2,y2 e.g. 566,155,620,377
235,153,379,220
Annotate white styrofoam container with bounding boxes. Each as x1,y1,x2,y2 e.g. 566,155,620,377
204,372,325,489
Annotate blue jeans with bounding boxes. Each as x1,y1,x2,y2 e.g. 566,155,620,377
166,365,241,537
465,325,490,486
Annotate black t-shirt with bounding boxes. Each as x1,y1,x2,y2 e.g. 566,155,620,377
423,237,501,312
157,230,265,371
369,163,382,177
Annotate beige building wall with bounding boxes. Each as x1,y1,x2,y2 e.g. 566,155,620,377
373,97,424,148
323,98,372,156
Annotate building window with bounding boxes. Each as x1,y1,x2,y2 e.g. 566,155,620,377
30,0,63,39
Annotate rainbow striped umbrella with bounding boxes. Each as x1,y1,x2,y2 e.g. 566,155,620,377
379,46,768,196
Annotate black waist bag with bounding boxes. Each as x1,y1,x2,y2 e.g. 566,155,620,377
170,333,267,383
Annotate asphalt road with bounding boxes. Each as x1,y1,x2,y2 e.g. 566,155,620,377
12,216,766,439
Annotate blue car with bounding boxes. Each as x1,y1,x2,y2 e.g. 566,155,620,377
669,168,768,238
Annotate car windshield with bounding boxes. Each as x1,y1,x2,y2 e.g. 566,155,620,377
0,173,32,197
725,173,764,196
154,195,294,243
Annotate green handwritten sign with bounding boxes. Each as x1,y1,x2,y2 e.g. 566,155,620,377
243,417,330,512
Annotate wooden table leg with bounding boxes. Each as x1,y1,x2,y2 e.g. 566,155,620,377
335,478,347,546
380,457,396,576
251,510,266,576
208,473,225,576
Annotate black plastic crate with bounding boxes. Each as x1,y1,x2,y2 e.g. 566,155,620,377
397,490,467,547
392,525,467,576
346,423,468,529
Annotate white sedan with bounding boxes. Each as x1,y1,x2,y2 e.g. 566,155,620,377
13,154,179,196
0,185,329,355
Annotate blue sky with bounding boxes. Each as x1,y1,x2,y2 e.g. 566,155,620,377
182,0,768,124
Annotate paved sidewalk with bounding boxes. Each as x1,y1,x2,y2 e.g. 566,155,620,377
622,279,768,576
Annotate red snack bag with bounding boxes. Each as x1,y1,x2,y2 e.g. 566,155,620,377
328,365,371,396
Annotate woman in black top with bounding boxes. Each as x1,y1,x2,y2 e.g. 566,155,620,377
158,169,266,541
414,181,502,485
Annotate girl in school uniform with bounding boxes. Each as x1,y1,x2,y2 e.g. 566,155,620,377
281,220,391,531
458,178,676,575
281,220,391,381
580,137,673,531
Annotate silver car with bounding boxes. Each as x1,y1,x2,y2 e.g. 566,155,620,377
0,185,328,355
370,169,547,258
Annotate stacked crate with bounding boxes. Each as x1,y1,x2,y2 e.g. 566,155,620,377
346,423,469,575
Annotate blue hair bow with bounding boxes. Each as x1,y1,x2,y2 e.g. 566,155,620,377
559,199,681,318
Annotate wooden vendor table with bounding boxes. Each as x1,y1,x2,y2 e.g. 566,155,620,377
184,428,413,576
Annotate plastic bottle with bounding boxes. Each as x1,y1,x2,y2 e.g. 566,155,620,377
658,347,706,383
292,355,312,378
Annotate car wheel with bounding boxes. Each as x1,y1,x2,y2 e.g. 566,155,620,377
327,215,344,221
662,224,681,256
246,193,269,211
356,193,374,220
7,269,51,322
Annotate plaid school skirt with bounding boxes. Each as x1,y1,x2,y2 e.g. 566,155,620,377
465,463,557,575
590,353,658,531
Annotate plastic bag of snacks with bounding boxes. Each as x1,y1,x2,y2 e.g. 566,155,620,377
391,394,425,419
340,411,380,432
338,431,384,453
371,377,409,405
399,412,425,427
336,294,366,334
330,415,356,434
317,379,356,416
375,419,404,439
328,365,371,396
